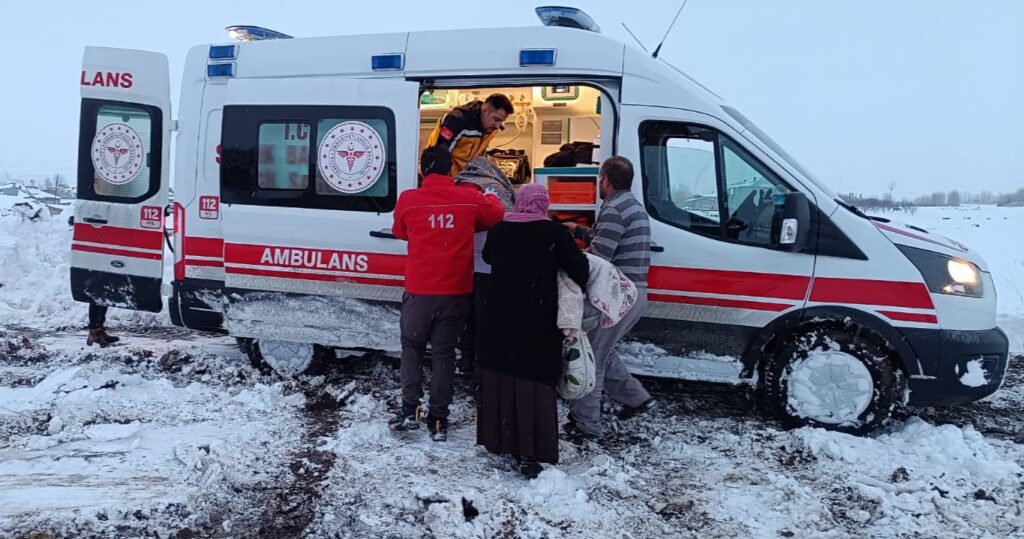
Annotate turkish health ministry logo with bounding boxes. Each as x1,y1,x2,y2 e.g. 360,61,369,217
317,121,385,194
91,123,145,185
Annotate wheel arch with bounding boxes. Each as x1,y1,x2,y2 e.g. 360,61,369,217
740,305,920,379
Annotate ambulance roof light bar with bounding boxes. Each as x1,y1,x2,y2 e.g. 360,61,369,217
535,6,601,33
225,25,293,42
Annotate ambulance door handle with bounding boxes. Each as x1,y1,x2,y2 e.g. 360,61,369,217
651,243,664,253
83,217,108,225
369,229,398,240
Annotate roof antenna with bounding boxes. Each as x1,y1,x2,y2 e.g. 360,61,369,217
651,0,688,59
621,23,649,53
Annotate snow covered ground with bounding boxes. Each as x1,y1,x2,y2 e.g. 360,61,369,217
1,206,1022,537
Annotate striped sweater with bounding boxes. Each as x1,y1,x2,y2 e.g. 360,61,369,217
577,190,651,287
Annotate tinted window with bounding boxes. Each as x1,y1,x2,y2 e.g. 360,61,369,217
221,105,397,212
77,99,162,203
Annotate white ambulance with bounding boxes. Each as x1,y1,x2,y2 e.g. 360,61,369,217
71,8,1008,433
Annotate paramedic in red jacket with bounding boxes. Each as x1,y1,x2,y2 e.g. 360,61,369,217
389,145,504,441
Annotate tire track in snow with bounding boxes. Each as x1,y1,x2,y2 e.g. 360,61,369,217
252,382,345,537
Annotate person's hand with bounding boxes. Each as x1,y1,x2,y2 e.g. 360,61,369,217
563,221,579,233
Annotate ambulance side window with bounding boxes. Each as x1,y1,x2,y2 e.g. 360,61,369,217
640,123,722,238
640,121,793,247
221,105,396,212
77,99,162,203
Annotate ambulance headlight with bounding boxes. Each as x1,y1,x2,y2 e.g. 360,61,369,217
898,245,983,298
947,259,979,286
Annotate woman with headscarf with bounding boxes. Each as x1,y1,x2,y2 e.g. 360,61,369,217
476,183,589,478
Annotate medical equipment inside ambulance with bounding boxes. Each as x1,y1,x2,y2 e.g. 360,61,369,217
418,85,604,227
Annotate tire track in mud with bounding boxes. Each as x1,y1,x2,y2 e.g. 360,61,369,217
249,382,345,537
241,352,395,537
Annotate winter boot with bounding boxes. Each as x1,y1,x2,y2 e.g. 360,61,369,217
617,398,657,421
86,329,117,348
388,404,421,432
562,414,598,444
517,457,543,479
427,415,448,442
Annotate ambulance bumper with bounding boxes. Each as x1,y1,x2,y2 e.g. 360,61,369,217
902,326,1009,406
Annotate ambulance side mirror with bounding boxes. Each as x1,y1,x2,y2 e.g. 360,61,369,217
774,192,811,252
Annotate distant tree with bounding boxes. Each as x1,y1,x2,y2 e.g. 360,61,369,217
948,190,961,206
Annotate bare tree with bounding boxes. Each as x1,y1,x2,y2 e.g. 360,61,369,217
948,190,961,206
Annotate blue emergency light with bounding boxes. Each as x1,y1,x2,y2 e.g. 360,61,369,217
209,44,238,60
207,63,236,78
520,49,557,67
371,54,404,71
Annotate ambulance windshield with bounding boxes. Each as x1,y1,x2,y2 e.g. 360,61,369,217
720,105,838,201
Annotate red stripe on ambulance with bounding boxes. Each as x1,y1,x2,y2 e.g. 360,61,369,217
809,277,934,309
72,244,162,260
648,267,810,301
648,293,794,312
224,243,405,276
73,223,163,251
184,237,224,258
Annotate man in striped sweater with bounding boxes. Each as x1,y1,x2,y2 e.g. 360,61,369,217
564,156,656,438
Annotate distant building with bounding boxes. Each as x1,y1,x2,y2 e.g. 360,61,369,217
0,181,74,216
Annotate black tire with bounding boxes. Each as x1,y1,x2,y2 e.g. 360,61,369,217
236,338,333,376
759,322,904,435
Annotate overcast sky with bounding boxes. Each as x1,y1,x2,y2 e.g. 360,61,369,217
1,1,1021,197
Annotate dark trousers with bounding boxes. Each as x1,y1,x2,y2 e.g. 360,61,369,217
458,272,492,369
400,292,471,420
88,304,107,330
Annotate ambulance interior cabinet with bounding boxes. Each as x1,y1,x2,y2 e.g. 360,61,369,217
533,166,599,228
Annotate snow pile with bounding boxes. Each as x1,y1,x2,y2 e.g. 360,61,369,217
0,211,166,329
791,418,1022,534
0,341,304,536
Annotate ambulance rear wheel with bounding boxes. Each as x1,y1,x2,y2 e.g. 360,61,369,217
759,323,904,435
236,338,333,376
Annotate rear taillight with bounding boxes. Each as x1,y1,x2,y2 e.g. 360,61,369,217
173,202,185,281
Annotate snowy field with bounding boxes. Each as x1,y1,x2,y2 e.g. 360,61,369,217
0,205,1022,538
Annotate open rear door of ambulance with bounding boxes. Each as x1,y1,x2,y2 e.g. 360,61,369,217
71,47,171,312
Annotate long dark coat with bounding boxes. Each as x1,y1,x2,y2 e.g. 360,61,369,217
479,219,589,386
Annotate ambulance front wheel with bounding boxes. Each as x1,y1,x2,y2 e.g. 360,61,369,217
236,338,333,376
759,323,905,435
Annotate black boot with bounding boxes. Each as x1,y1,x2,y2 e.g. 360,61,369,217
617,398,657,420
517,457,543,479
388,404,421,432
427,415,448,442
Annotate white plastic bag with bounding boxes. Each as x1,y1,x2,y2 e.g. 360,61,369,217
558,329,596,400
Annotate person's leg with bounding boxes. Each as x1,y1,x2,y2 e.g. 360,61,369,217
601,293,652,408
88,304,107,330
567,322,615,436
427,294,471,421
457,283,477,374
86,304,118,346
398,293,431,418
470,272,491,389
